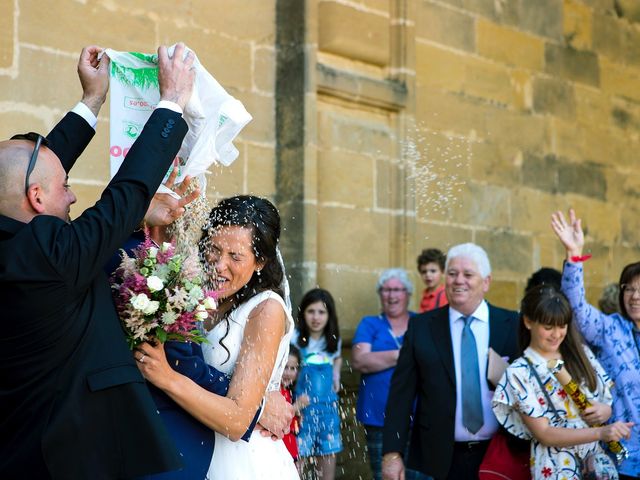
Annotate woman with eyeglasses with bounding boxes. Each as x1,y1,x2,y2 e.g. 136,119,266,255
552,209,640,479
352,268,426,480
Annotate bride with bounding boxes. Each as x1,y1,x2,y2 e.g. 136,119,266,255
136,195,299,479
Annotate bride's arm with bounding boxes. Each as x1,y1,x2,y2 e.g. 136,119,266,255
137,298,285,441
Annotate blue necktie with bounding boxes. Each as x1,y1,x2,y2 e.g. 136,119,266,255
460,316,484,434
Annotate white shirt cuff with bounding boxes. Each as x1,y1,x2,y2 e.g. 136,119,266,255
156,100,183,115
71,102,98,129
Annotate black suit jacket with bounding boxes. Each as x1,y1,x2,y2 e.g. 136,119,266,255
382,303,519,479
0,109,187,479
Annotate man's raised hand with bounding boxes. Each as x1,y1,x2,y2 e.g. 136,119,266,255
78,45,110,117
157,43,195,111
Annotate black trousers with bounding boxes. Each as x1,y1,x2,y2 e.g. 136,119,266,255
444,441,490,480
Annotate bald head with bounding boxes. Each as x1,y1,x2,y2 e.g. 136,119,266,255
0,139,75,222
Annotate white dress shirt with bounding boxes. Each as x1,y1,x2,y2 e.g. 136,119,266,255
449,300,499,441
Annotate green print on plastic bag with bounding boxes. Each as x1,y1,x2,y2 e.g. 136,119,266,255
110,54,159,90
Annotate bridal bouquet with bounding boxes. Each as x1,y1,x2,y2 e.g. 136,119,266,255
110,236,216,348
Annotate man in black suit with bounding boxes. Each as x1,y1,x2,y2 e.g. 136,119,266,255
0,43,195,479
382,243,519,480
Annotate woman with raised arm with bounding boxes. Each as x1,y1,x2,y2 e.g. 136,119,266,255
551,208,640,479
135,195,298,479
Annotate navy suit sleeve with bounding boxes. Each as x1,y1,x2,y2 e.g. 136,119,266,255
164,341,260,442
164,342,231,396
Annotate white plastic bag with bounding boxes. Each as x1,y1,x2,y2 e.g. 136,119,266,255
105,45,252,194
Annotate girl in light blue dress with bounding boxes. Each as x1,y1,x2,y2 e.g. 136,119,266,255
291,288,343,480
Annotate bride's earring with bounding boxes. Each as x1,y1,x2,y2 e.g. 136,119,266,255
256,269,261,277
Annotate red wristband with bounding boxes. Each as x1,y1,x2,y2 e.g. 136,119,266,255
570,254,592,262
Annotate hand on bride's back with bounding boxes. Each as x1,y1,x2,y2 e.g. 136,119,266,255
257,390,294,440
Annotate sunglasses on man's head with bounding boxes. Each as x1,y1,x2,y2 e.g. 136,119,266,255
10,132,48,196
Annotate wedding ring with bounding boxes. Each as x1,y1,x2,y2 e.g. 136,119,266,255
139,353,146,363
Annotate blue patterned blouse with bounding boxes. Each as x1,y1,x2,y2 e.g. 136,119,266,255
562,261,640,477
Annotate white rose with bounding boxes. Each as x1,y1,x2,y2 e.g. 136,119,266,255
195,305,208,320
161,242,172,253
203,296,217,310
147,275,164,292
148,246,158,259
143,300,160,315
130,293,150,311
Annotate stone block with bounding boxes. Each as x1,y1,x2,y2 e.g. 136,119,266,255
435,0,499,20
416,1,475,53
484,107,549,152
563,0,593,50
611,245,640,275
579,0,616,11
469,141,521,186
316,206,391,266
450,182,510,228
68,121,111,182
582,124,635,169
476,19,544,71
621,201,640,246
316,266,381,331
485,279,520,311
319,108,393,157
0,0,13,69
1,49,79,111
158,23,252,91
0,111,48,141
416,86,488,139
319,1,390,66
413,221,473,252
206,143,246,199
416,42,517,107
501,0,564,41
574,84,611,127
592,12,624,62
522,152,559,193
246,143,276,197
605,165,640,204
68,183,107,221
475,229,534,276
557,159,606,200
318,149,375,208
549,118,585,161
616,0,640,23
577,240,612,285
622,26,640,66
510,69,534,111
544,43,600,87
191,0,275,43
361,0,391,13
564,194,620,245
234,92,275,143
599,57,640,103
610,96,640,131
533,76,577,120
511,186,564,234
20,2,155,54
253,46,276,93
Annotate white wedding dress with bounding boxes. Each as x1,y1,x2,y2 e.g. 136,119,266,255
202,290,299,480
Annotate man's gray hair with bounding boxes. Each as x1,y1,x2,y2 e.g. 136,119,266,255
376,268,413,295
445,243,491,278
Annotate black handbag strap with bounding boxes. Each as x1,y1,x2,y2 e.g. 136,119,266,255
524,357,561,422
